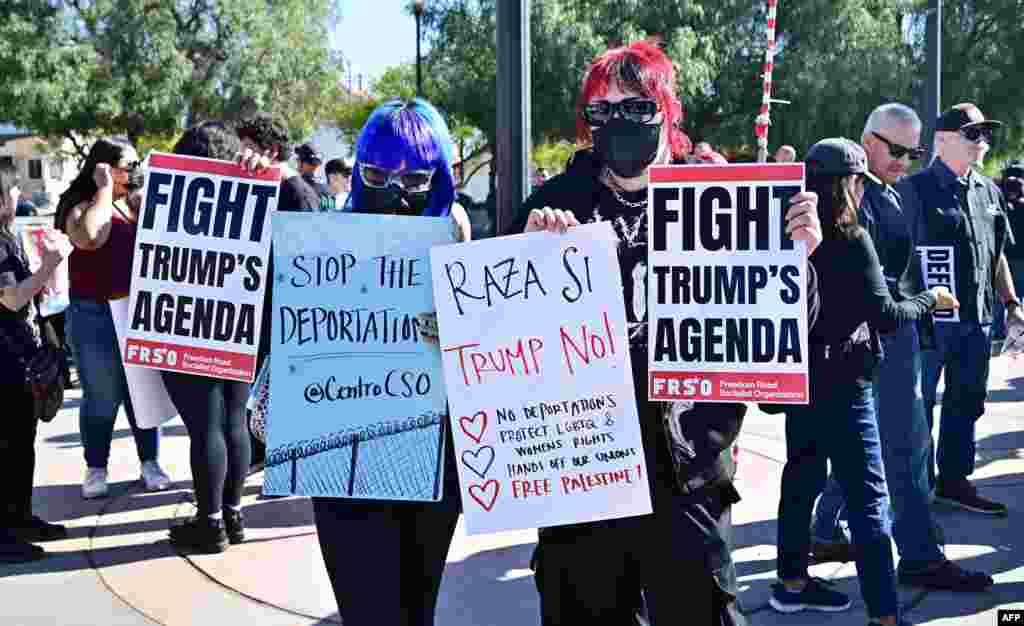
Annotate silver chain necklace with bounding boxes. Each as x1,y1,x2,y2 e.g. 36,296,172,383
610,185,647,209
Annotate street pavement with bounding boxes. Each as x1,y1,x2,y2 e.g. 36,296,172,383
2,353,1023,625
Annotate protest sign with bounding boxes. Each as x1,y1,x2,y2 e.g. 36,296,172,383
123,152,280,382
916,246,959,323
110,298,179,429
430,223,651,535
647,163,809,404
263,213,453,501
19,227,69,317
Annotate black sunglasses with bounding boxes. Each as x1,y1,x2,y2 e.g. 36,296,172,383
583,98,659,126
871,132,924,161
960,126,996,144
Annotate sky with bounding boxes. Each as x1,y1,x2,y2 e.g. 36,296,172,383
332,1,421,89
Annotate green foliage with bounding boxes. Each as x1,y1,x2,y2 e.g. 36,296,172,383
532,141,576,174
0,0,344,156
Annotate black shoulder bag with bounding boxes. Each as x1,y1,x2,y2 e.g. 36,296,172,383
0,303,65,423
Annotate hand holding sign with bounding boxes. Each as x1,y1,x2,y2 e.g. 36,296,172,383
524,207,580,234
785,191,822,257
40,230,73,269
930,286,960,311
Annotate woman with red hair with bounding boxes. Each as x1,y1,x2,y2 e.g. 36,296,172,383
512,40,824,625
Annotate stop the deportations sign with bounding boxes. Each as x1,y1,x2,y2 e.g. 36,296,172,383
646,163,809,404
123,152,280,382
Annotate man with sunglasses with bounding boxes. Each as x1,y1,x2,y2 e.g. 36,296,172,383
897,103,1018,519
811,103,994,592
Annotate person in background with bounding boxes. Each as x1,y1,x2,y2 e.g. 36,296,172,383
234,114,319,473
515,40,823,626
324,157,353,210
55,137,170,500
897,104,1018,516
0,171,73,562
775,145,798,163
810,104,992,592
295,143,334,211
161,122,253,554
999,160,1024,334
311,98,470,626
773,138,957,626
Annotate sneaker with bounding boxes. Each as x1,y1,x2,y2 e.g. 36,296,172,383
811,540,857,564
934,479,1008,516
169,517,228,554
82,468,109,499
0,538,45,564
899,559,993,591
140,461,171,492
10,516,68,542
223,508,245,545
770,578,852,613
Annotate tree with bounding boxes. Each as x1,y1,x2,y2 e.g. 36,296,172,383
0,0,344,156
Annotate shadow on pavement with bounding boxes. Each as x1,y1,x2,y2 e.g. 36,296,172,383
45,424,189,446
437,542,539,626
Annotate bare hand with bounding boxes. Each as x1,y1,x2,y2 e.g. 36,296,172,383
93,163,113,190
1004,312,1024,354
236,147,275,174
417,312,440,345
524,207,579,234
931,286,960,311
786,191,822,257
41,230,73,268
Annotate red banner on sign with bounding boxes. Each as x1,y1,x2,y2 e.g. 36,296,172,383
649,371,808,403
125,338,255,382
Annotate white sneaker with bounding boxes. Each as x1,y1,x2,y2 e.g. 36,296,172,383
141,461,171,492
82,468,109,499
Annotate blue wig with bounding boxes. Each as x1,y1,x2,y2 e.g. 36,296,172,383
349,98,457,217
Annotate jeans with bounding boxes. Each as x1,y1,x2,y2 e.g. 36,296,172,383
779,379,898,620
812,324,942,573
66,297,160,469
922,322,991,487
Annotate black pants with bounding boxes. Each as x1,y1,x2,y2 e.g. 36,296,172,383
534,493,745,626
161,372,251,516
0,382,37,533
312,496,459,626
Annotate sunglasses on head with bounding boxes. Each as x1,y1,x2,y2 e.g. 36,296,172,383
583,97,659,127
358,163,434,193
959,126,996,144
871,132,924,161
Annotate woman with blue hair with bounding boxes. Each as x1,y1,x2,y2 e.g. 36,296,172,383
312,98,469,626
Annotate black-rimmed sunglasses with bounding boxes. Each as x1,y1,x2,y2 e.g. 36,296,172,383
583,98,659,126
871,132,924,161
960,126,996,145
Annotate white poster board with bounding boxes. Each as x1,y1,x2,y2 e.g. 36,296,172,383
123,152,280,382
110,298,179,429
263,213,453,500
647,163,810,404
430,223,651,535
916,245,959,323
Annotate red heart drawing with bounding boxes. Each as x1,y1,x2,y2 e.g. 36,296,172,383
459,411,488,444
468,480,500,512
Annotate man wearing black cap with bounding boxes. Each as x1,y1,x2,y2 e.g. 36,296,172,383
1000,160,1024,299
898,103,1019,517
295,143,334,211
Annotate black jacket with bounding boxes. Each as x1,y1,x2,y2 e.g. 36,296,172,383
510,149,820,499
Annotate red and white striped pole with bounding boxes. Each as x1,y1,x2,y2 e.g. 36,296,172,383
755,0,779,163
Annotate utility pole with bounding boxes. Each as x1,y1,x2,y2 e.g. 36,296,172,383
923,0,942,163
496,0,530,236
414,1,425,97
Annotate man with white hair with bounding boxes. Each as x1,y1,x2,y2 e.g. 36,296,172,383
811,103,993,591
774,145,797,163
898,103,1020,518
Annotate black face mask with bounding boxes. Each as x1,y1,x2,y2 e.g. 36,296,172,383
357,186,429,216
593,118,662,179
126,167,146,191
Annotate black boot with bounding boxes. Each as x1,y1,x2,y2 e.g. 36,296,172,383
223,508,245,545
10,516,69,542
169,516,228,554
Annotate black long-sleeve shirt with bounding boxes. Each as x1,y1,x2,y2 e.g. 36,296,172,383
810,227,936,347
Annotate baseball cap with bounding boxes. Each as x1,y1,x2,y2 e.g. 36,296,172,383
295,143,323,164
805,137,881,184
935,103,1003,132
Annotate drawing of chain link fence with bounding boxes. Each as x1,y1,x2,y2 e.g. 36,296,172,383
263,411,447,501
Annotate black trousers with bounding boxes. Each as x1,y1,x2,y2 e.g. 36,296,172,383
0,382,37,532
312,496,459,626
534,491,745,626
161,371,251,516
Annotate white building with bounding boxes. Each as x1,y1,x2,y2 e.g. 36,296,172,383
0,124,79,211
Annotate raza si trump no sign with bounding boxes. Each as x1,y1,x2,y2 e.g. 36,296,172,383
647,164,810,404
123,152,281,383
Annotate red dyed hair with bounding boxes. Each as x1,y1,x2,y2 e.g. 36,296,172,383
576,40,690,160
